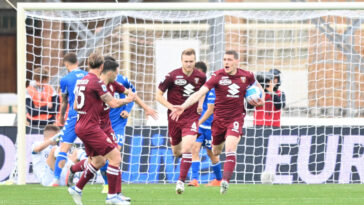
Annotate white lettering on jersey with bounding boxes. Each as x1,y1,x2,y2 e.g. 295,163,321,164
76,73,85,78
227,83,240,98
183,83,195,96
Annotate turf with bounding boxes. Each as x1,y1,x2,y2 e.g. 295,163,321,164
0,184,364,205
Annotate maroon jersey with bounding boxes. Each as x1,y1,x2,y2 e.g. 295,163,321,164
204,68,255,120
74,73,108,133
254,90,282,127
158,68,206,121
100,81,126,130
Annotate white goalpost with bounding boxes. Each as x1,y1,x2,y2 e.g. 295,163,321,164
16,2,364,185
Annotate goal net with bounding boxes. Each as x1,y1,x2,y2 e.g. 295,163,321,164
15,3,364,184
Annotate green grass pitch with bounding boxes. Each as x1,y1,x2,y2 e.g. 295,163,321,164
0,184,364,205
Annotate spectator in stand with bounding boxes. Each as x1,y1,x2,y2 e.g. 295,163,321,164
26,67,58,126
248,70,286,128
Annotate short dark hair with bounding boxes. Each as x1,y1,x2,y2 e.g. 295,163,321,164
181,48,196,59
88,53,104,69
44,124,60,133
102,60,119,73
195,61,207,73
104,56,116,62
225,50,239,60
33,67,49,82
63,52,78,64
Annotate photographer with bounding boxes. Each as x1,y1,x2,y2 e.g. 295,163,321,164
248,70,286,127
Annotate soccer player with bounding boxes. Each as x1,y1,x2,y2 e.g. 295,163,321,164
31,125,62,186
51,53,87,186
103,56,136,151
98,58,157,197
170,50,265,194
68,53,135,205
250,70,286,127
187,61,222,187
156,48,206,194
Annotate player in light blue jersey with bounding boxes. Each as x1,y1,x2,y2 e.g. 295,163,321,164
51,53,87,186
188,62,222,187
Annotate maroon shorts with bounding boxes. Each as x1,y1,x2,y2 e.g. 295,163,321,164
168,118,199,146
211,116,244,146
76,127,117,157
103,126,118,146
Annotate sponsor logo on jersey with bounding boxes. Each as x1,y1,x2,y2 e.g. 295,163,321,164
194,77,199,84
241,77,246,83
219,79,232,85
227,83,240,98
183,83,195,96
175,79,187,86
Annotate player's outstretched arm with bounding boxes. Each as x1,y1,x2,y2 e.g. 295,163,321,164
102,89,136,108
124,89,158,120
197,94,205,114
170,86,210,121
247,82,265,107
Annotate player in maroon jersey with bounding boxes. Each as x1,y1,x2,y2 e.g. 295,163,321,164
156,48,206,194
170,50,265,194
68,53,135,205
249,71,286,127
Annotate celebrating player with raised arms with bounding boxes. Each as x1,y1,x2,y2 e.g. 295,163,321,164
156,48,206,194
51,53,87,186
170,50,265,194
68,53,135,205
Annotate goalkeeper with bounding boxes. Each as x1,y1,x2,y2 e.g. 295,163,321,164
32,125,86,186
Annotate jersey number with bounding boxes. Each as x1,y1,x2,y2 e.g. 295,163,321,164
75,86,86,109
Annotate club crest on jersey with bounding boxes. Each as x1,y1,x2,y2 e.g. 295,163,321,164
101,84,107,92
175,79,187,86
194,78,199,84
241,77,246,83
219,79,232,85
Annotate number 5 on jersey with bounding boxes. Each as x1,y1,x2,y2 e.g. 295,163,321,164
75,85,86,109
